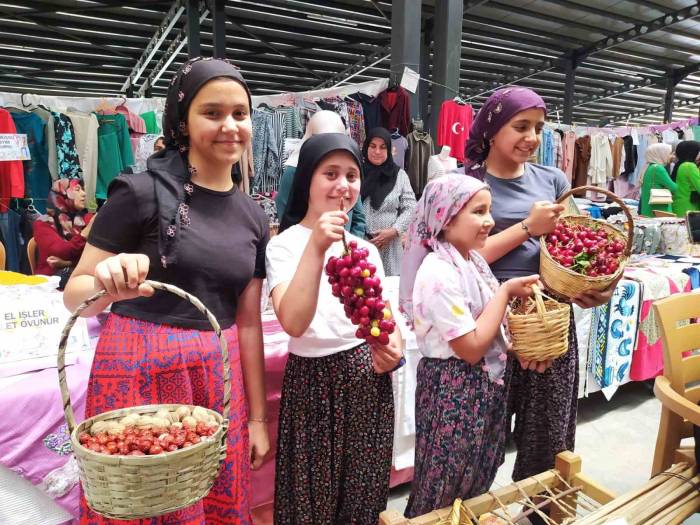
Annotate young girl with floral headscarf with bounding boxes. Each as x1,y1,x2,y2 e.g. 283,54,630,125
465,88,618,523
33,178,94,276
399,173,540,517
64,58,269,524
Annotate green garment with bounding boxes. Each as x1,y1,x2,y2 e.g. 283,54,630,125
95,113,134,199
140,111,160,135
639,163,676,217
275,165,367,237
672,161,700,218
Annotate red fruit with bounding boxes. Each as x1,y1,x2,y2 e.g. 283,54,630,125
339,267,350,278
99,445,110,455
191,435,201,444
377,332,390,345
88,442,101,453
365,297,376,309
367,263,377,276
355,328,364,339
117,443,129,455
341,286,352,297
359,306,370,317
106,442,118,454
186,432,198,443
148,444,164,455
183,441,194,448
79,432,91,445
331,284,341,297
173,434,186,447
138,439,153,453
167,444,178,452
129,450,145,456
96,433,109,445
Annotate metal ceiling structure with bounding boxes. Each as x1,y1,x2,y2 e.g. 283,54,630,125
0,0,698,126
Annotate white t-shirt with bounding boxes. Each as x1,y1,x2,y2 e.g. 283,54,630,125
412,252,488,359
265,224,386,358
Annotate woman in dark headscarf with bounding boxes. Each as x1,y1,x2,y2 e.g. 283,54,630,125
361,127,416,275
33,178,94,276
64,57,269,524
465,87,619,523
268,133,402,524
671,140,700,217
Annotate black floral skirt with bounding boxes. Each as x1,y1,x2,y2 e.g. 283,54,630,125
274,344,394,525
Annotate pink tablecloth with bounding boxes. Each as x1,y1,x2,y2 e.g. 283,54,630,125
0,316,412,523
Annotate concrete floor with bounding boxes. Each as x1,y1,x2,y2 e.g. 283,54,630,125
385,381,700,523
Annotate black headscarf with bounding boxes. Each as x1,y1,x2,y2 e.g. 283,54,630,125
672,140,700,182
146,57,252,268
280,133,363,233
361,127,400,210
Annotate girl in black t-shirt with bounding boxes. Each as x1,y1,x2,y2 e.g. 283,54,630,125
64,58,269,524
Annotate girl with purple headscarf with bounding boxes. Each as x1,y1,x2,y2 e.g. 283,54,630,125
399,174,540,517
465,88,619,516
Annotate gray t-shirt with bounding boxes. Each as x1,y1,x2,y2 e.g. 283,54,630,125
487,163,570,279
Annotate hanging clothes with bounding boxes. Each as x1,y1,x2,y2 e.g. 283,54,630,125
406,129,434,196
65,111,100,211
0,108,25,212
436,100,473,163
379,86,411,137
561,130,576,184
251,107,282,194
10,111,50,213
391,134,409,170
139,110,160,135
552,130,563,171
350,92,382,132
95,112,134,200
629,133,650,186
51,112,82,180
573,135,591,189
345,98,366,148
621,135,637,178
133,134,161,173
588,133,613,187
611,136,624,180
274,106,303,141
538,128,555,166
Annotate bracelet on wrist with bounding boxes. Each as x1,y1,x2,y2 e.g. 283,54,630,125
249,417,268,423
520,221,531,237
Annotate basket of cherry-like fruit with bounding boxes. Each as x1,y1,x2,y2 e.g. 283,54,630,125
57,281,230,519
540,186,633,299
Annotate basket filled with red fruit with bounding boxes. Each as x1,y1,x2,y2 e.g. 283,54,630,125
540,186,634,300
57,281,229,520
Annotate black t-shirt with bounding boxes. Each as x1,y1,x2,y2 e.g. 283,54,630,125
89,173,269,330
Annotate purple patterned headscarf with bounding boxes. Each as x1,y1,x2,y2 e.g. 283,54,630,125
465,87,547,180
398,173,509,382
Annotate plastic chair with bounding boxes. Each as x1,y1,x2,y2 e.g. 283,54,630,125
27,237,37,275
0,241,5,271
652,292,700,475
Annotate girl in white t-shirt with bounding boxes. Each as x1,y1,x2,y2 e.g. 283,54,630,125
265,133,403,524
398,174,541,517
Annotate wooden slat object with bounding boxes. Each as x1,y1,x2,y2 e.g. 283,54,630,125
651,292,700,475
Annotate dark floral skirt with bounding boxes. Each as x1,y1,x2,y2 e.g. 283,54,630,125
274,344,394,525
405,357,509,518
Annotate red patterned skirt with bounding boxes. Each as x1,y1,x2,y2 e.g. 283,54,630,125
79,313,251,525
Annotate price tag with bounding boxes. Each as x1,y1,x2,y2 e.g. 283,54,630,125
400,66,419,94
0,134,30,161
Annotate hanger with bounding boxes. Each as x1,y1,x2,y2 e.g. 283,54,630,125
453,94,467,105
115,96,127,109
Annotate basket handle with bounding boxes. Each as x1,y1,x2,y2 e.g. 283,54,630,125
57,280,230,435
554,185,634,257
531,284,551,330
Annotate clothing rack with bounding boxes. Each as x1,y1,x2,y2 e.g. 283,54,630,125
251,78,388,109
547,117,699,138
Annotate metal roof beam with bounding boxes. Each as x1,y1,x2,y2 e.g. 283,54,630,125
139,3,209,97
604,95,700,125
464,3,699,98
2,1,172,17
0,7,134,60
121,0,185,94
555,62,700,113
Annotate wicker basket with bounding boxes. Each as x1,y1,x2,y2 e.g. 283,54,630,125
57,281,231,520
508,285,571,361
539,185,634,300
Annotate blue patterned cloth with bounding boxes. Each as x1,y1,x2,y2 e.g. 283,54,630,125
589,279,642,388
51,112,82,179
